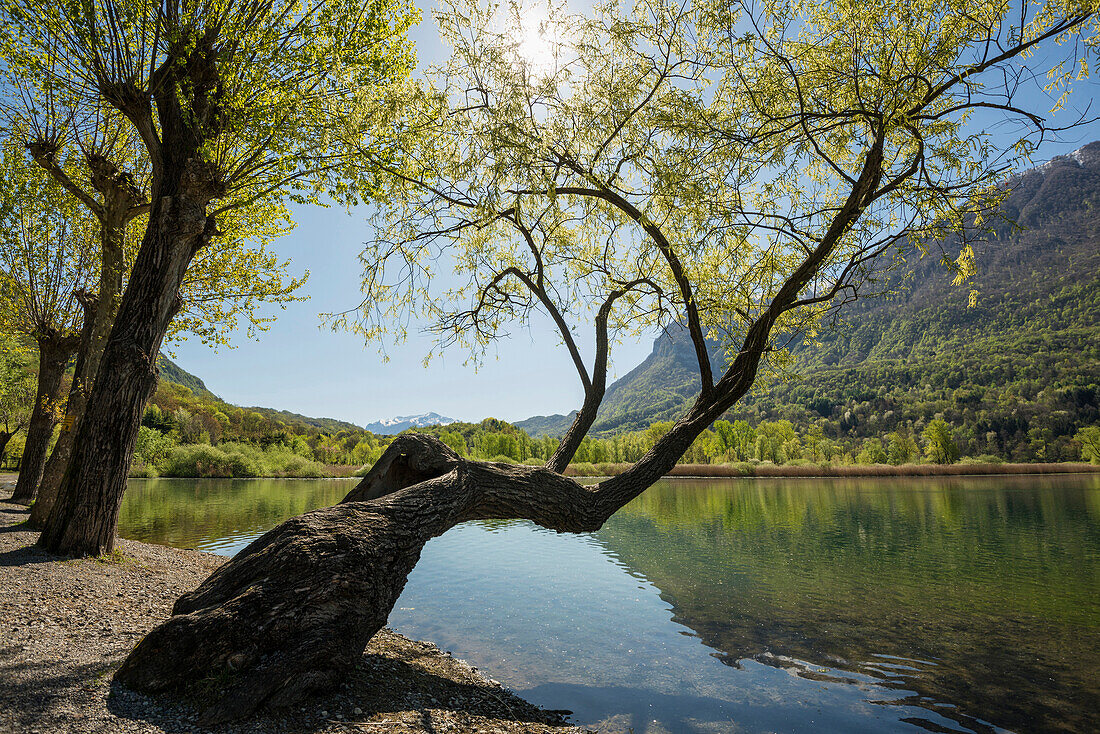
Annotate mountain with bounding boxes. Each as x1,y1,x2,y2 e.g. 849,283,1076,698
362,412,456,435
156,355,218,399
515,411,578,439
243,407,366,434
156,355,366,434
518,142,1100,460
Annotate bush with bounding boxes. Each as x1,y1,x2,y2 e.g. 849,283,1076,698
162,444,263,478
566,462,598,476
962,454,1005,464
134,426,175,468
595,462,627,476
261,443,327,477
277,454,326,478
487,454,518,464
128,461,159,478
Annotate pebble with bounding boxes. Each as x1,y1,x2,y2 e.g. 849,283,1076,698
0,486,581,734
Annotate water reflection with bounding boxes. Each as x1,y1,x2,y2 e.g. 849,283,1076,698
117,474,1100,733
595,475,1100,733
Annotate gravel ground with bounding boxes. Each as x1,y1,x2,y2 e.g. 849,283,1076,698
0,480,583,734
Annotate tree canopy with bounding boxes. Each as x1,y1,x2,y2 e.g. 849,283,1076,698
354,0,1098,455
0,139,97,340
1,0,421,556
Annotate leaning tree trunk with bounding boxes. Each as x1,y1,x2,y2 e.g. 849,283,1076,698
10,331,80,504
37,188,214,556
30,292,103,527
114,427,715,724
32,225,127,528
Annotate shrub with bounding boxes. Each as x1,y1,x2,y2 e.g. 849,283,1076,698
162,444,263,478
566,462,597,476
277,454,326,478
128,461,159,478
962,454,1005,464
134,426,175,468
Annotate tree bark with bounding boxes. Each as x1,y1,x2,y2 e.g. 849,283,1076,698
37,43,226,555
36,191,212,555
0,431,14,467
10,331,80,504
31,222,127,528
115,435,611,723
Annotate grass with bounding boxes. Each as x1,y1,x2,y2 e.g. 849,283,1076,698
94,548,128,565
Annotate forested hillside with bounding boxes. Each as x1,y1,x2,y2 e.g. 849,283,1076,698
519,144,1100,462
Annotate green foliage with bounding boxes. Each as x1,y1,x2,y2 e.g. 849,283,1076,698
163,444,264,479
156,441,327,479
0,335,34,447
887,429,920,465
857,438,888,465
134,426,176,469
1077,427,1100,465
0,139,97,339
924,418,961,465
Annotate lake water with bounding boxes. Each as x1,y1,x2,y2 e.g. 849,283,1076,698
117,474,1100,734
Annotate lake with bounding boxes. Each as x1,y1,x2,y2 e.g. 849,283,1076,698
117,474,1100,734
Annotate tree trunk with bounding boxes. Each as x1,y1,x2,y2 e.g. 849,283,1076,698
37,191,212,556
0,431,14,467
112,354,756,726
110,309,770,724
116,434,610,723
10,331,80,504
31,225,126,528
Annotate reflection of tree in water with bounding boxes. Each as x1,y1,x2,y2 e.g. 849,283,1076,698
595,476,1100,734
117,478,356,552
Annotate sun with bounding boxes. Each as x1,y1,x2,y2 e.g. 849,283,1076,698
516,15,555,72
508,7,563,78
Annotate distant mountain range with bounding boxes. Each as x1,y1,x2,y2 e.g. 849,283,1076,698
156,356,365,434
362,413,456,434
518,142,1100,460
156,357,459,436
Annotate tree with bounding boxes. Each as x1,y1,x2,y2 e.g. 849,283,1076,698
0,0,418,554
1076,426,1100,464
0,140,96,503
887,427,919,464
924,418,960,464
27,191,307,527
0,335,35,465
805,426,827,463
0,91,308,527
115,0,1099,722
858,437,888,465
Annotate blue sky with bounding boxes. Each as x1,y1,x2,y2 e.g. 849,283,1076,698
167,1,1100,428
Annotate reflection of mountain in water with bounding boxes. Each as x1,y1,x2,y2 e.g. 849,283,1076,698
591,476,1100,734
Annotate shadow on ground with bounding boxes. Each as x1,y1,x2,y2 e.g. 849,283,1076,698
106,646,571,733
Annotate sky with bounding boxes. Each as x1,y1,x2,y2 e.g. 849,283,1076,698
166,1,1100,428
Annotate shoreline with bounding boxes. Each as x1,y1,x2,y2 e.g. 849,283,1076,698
0,484,580,734
118,461,1100,481
562,461,1100,479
